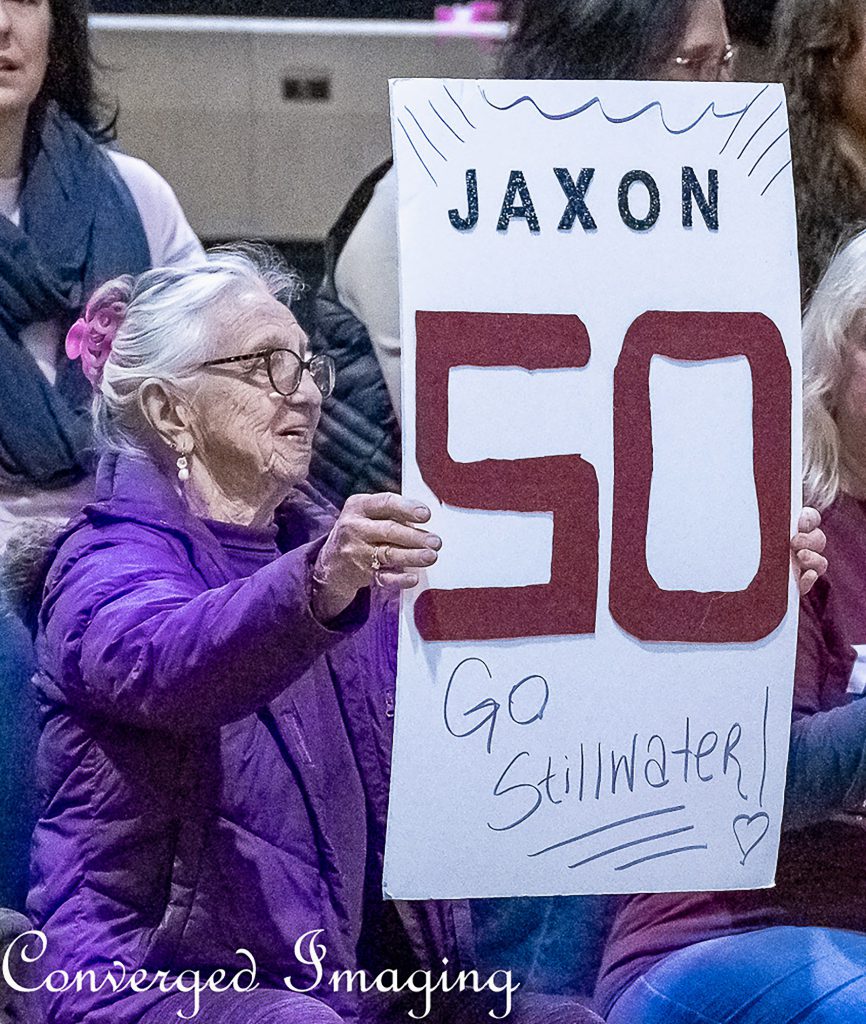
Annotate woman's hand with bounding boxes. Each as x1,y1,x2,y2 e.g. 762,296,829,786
311,493,441,622
791,507,827,596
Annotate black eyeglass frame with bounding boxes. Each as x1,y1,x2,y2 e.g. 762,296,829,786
199,347,335,398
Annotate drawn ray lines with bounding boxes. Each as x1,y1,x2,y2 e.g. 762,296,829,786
719,83,770,155
405,106,447,161
528,805,686,858
749,127,789,177
568,825,696,869
737,100,782,160
429,100,465,143
760,158,792,197
443,82,477,128
397,118,437,186
616,844,709,871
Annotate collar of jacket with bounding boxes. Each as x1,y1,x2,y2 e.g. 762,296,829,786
63,451,337,589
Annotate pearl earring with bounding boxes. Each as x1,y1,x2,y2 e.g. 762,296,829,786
176,453,190,482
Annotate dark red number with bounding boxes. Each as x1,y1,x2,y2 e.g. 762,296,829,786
414,311,599,642
609,311,791,643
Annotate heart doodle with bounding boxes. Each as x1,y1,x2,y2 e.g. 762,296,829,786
732,812,770,865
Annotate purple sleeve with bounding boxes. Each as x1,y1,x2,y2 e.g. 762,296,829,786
44,531,368,731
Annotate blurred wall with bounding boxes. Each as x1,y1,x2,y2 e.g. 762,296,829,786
93,15,505,242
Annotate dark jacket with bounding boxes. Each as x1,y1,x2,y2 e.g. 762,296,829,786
27,452,471,1024
309,160,401,508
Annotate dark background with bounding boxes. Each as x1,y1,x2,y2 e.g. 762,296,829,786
90,1,437,17
89,2,781,48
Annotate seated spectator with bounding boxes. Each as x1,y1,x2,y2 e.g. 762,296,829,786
26,247,601,1024
0,0,202,912
595,228,866,1024
0,0,203,553
773,0,866,303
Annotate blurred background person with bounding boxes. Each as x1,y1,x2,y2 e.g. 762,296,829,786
0,0,202,550
772,0,866,304
724,0,777,78
0,0,202,912
594,229,866,1024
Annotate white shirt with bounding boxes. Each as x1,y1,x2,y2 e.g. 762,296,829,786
0,150,205,554
334,165,402,424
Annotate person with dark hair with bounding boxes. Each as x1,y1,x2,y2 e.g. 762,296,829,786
312,0,734,507
0,0,202,912
772,0,866,304
724,0,778,48
0,0,203,550
501,0,734,81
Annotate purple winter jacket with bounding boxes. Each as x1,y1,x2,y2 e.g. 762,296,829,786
26,453,472,1024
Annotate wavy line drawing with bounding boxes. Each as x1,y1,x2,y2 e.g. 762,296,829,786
737,100,782,160
397,118,438,186
444,82,477,129
529,805,686,858
616,843,708,871
404,106,447,161
478,84,768,137
761,158,792,197
568,825,696,869
429,100,465,143
719,83,770,155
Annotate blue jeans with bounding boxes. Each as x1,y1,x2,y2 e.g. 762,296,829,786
607,926,866,1024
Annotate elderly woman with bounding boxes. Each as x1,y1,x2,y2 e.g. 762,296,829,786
594,229,866,1023
26,248,826,1024
25,249,475,1024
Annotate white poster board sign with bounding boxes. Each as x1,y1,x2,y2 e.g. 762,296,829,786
384,79,801,898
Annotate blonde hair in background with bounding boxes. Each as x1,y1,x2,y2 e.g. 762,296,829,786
803,227,866,509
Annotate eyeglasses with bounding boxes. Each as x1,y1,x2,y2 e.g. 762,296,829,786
200,348,336,399
671,43,737,80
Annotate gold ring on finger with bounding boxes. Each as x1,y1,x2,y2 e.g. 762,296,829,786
370,547,382,572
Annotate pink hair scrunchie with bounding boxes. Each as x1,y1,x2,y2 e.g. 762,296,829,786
65,288,128,388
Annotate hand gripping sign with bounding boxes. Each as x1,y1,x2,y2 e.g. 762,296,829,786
384,79,801,898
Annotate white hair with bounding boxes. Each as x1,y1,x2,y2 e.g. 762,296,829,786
802,228,866,510
92,245,300,456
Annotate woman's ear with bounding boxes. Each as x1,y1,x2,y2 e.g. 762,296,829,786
139,378,194,453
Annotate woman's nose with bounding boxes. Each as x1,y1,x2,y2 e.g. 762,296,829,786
297,366,323,407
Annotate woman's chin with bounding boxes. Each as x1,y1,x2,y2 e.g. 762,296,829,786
267,450,313,492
